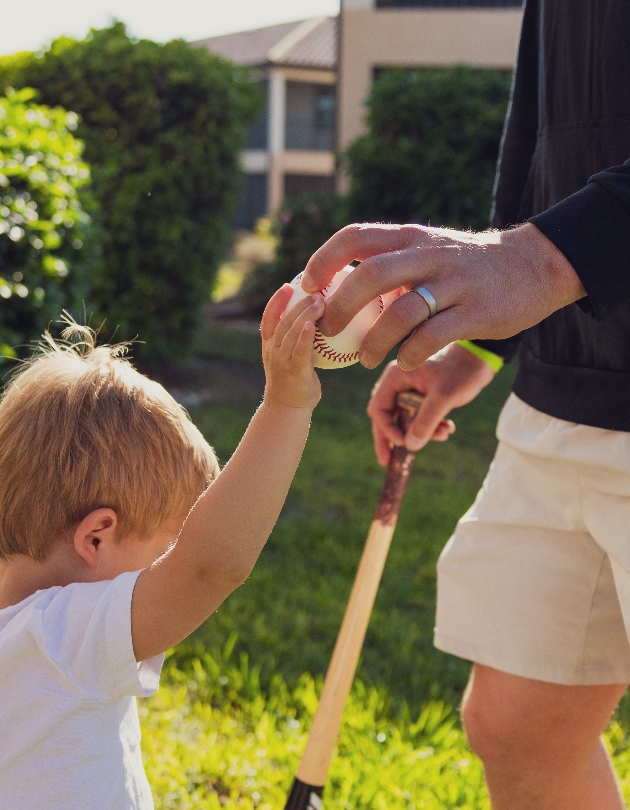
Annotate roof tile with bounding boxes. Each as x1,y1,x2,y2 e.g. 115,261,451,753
191,17,337,70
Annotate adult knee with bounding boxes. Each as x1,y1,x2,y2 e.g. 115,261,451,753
460,667,545,771
460,681,519,769
460,665,625,773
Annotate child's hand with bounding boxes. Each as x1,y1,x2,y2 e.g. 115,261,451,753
261,284,325,409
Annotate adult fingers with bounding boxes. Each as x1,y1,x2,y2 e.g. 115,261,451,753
358,287,446,369
369,396,406,450
371,418,394,467
302,223,424,295
316,243,447,338
404,393,455,452
372,410,454,464
432,420,456,442
366,361,419,447
396,306,470,371
261,284,294,341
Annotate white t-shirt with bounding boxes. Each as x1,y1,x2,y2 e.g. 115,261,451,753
0,570,164,810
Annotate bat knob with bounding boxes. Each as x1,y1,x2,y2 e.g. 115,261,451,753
284,778,324,810
395,389,424,433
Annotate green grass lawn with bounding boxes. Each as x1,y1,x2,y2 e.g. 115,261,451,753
142,651,490,810
143,320,630,808
142,650,630,810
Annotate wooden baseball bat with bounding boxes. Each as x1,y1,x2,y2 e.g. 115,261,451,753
283,389,425,810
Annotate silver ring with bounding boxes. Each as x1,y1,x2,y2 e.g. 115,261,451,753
412,286,438,318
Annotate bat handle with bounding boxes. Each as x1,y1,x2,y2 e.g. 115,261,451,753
375,390,425,526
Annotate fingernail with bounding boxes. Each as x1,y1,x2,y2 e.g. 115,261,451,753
301,273,316,293
398,358,412,371
359,352,377,369
406,435,423,452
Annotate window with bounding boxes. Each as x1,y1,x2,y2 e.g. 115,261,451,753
246,81,268,150
285,83,336,151
232,173,268,230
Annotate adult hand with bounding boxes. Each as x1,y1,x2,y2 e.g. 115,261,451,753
368,343,496,466
301,222,586,370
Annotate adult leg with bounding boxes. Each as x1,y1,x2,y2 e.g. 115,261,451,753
461,664,627,810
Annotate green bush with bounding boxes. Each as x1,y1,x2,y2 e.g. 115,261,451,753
345,66,511,230
241,192,348,315
0,24,261,361
0,87,94,358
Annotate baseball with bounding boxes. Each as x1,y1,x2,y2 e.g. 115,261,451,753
287,266,383,369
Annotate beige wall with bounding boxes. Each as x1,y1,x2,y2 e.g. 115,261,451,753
338,7,523,153
264,65,337,213
268,151,336,212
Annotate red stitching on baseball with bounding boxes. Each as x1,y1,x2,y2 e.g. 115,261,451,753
313,331,359,364
312,295,385,365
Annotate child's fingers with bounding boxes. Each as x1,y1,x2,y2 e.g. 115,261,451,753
275,294,324,349
291,320,316,362
261,285,294,341
280,298,325,355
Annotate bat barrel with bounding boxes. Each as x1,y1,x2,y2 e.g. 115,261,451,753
295,518,396,787
283,390,424,807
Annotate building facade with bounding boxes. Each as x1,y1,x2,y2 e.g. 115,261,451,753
338,0,523,152
193,18,337,229
195,2,524,227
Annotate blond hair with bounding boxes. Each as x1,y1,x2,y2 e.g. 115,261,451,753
0,322,219,561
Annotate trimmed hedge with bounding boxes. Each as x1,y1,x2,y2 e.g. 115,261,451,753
0,87,94,358
345,66,511,230
0,24,261,360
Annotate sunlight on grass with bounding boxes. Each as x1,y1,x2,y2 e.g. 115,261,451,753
212,263,246,303
211,221,277,303
142,651,489,810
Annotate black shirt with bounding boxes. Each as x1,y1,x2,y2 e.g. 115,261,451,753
476,0,630,430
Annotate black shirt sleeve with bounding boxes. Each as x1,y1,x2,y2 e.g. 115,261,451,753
530,160,630,320
470,161,630,362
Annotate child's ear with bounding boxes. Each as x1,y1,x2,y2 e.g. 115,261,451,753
73,508,119,568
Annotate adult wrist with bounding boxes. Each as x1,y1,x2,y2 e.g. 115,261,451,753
516,223,587,309
455,340,504,373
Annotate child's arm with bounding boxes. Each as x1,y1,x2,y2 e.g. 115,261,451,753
130,287,325,661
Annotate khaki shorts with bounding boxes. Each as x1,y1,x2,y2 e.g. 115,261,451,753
435,393,630,685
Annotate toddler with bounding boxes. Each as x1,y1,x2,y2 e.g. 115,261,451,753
0,285,324,809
